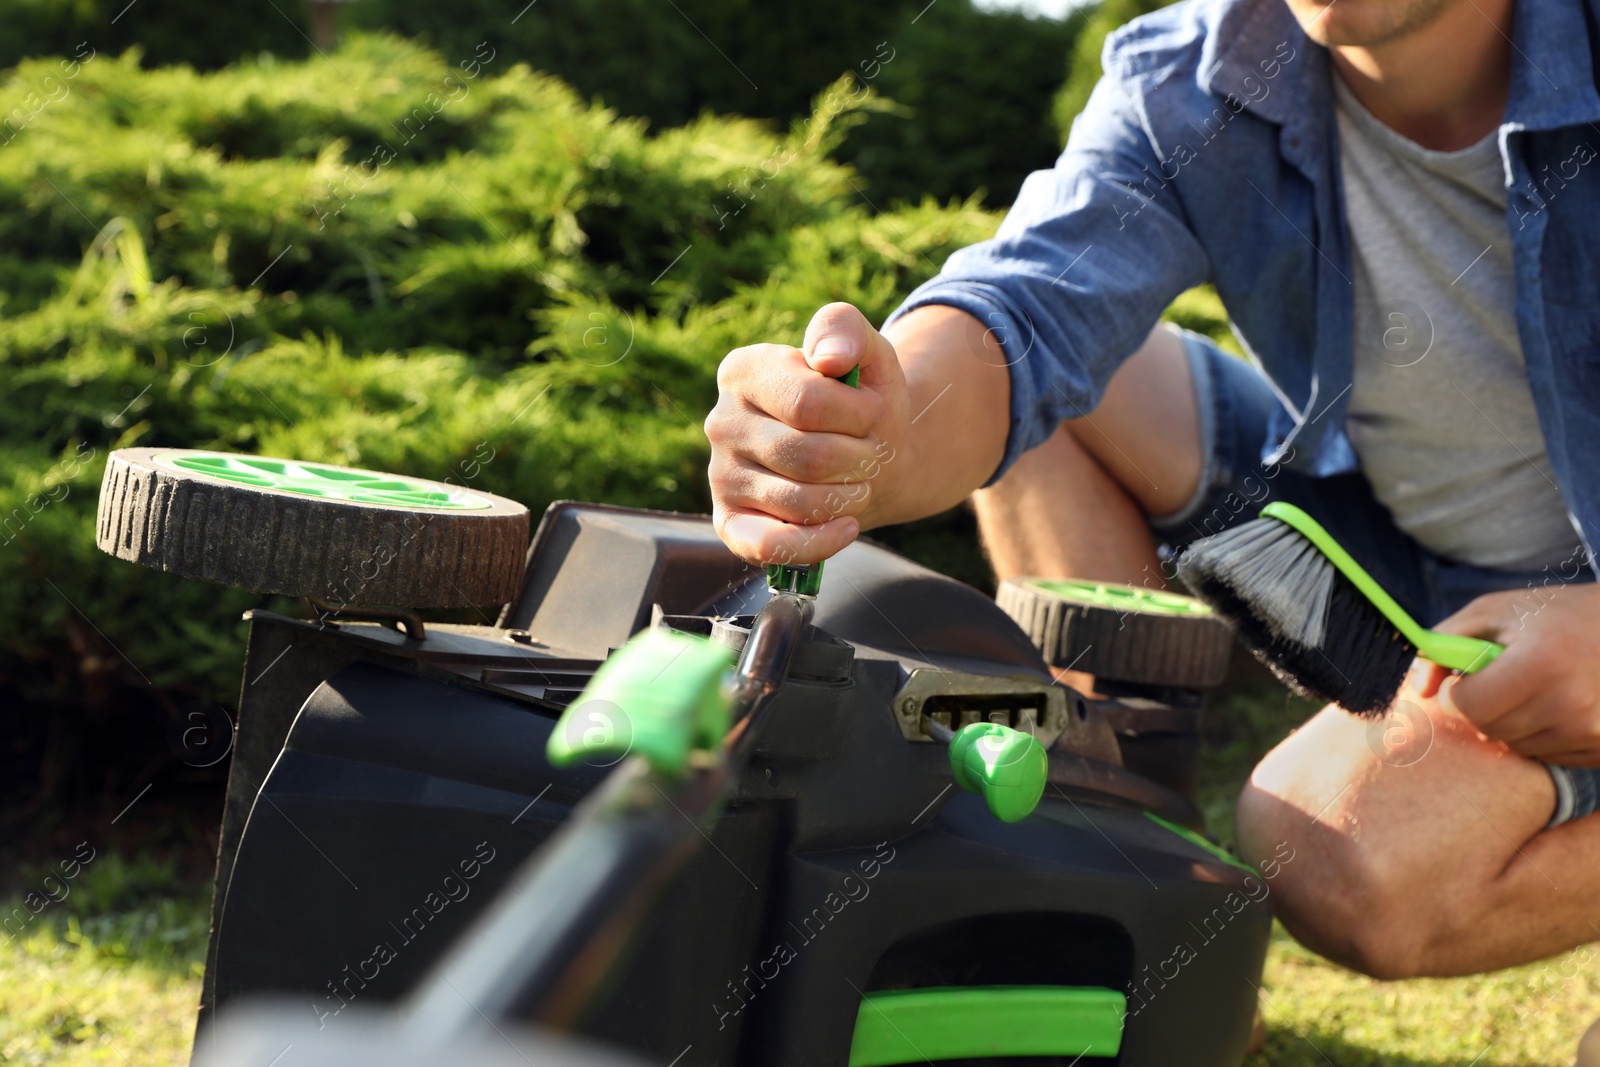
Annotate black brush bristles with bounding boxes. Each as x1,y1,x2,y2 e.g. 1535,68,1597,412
1175,518,1416,715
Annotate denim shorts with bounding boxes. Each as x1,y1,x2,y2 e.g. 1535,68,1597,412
1156,331,1598,825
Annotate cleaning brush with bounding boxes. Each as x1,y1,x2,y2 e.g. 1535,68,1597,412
1175,502,1502,714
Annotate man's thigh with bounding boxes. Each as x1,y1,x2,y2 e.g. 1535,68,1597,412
1234,692,1595,978
1064,322,1204,518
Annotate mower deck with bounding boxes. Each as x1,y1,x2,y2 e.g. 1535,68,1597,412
193,503,1270,1066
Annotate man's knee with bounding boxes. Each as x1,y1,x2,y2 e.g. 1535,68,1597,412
1236,764,1438,979
1238,698,1565,979
1233,703,1485,980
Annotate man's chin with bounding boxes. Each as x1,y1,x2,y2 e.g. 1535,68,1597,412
1281,0,1454,49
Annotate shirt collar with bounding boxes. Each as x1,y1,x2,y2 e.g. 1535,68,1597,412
1197,0,1600,135
1502,0,1600,132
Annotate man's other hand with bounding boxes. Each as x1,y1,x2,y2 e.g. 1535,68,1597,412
1416,583,1600,765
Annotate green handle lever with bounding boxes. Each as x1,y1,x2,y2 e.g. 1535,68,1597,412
547,627,735,777
764,365,860,597
947,722,1048,823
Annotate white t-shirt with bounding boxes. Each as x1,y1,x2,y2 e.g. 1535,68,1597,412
1335,72,1580,571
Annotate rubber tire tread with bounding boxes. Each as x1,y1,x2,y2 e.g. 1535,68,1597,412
95,448,529,608
996,579,1234,688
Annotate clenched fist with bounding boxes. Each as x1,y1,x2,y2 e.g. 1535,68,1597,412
705,303,912,565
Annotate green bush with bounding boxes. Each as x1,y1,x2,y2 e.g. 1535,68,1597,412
836,3,1090,206
1,31,1238,810
348,0,910,135
1053,0,1179,140
0,37,998,777
355,0,1088,207
0,0,309,75
1,0,1088,210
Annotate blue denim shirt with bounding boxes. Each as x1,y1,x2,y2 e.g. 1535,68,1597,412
887,0,1600,563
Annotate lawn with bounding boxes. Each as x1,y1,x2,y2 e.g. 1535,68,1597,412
2,678,1592,1066
0,854,209,1066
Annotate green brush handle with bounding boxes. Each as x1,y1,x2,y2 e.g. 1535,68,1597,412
764,365,860,597
1259,502,1502,673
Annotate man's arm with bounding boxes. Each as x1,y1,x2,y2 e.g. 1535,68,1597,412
868,304,1011,526
707,53,1214,566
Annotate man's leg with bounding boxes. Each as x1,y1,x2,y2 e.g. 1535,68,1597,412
974,323,1600,982
972,323,1202,586
1237,693,1600,978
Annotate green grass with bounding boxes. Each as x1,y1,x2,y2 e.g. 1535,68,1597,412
1209,673,1596,1066
0,853,208,1066
1248,925,1597,1065
2,682,1593,1066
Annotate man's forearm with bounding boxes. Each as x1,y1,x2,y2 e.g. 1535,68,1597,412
863,304,1011,529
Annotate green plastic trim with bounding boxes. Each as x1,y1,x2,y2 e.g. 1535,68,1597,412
848,986,1125,1066
1144,812,1255,875
1260,502,1501,672
1025,578,1212,617
159,451,492,511
546,628,734,777
948,723,1048,823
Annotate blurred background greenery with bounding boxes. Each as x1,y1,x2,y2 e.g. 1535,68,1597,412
0,0,1181,825
1,2,1585,1064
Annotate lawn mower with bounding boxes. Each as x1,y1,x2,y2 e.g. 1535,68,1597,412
95,446,1272,1065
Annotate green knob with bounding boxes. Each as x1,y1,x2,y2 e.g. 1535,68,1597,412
948,723,1048,823
547,628,734,777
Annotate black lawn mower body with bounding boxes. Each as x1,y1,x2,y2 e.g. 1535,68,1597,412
188,501,1272,1066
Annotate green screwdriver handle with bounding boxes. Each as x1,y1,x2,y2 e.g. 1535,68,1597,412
1260,502,1502,673
764,365,860,597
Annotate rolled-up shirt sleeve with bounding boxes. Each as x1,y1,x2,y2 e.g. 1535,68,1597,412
884,64,1212,484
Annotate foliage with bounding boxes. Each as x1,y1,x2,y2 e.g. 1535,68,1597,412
0,36,999,804
1053,0,1180,140
834,2,1091,206
348,0,912,134
0,0,1088,210
0,0,309,76
354,0,1091,207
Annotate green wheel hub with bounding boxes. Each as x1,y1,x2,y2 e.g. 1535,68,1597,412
1022,578,1212,617
160,452,492,511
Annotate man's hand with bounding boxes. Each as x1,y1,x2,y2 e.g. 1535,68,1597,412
1415,583,1600,765
705,303,912,566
